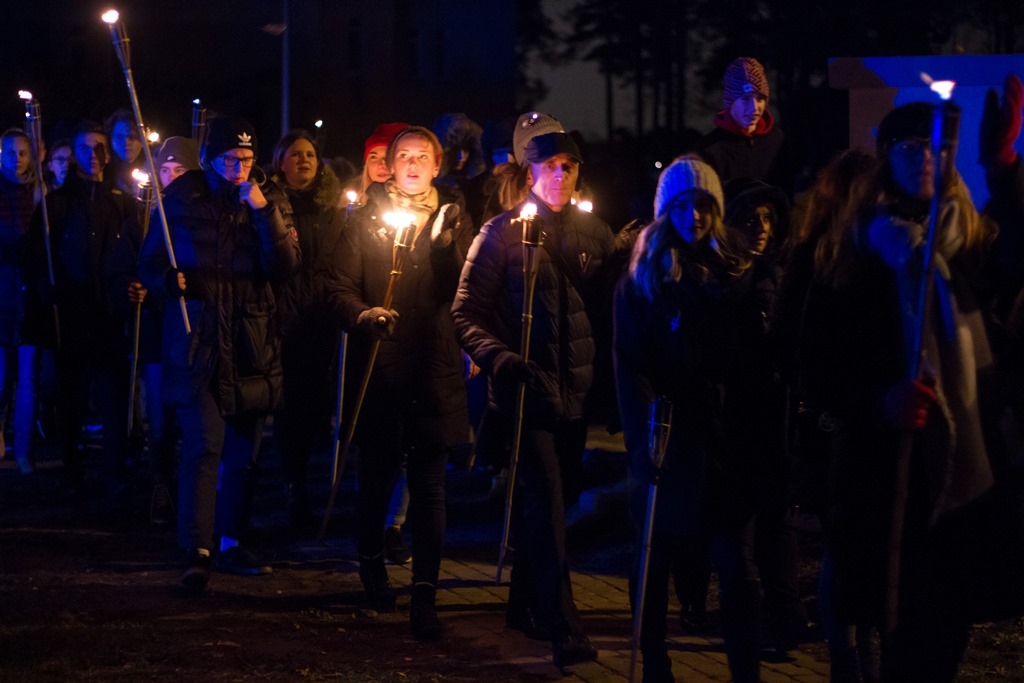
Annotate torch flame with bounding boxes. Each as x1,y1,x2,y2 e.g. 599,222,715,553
101,9,119,24
383,211,415,229
18,90,33,102
520,203,537,220
920,72,955,101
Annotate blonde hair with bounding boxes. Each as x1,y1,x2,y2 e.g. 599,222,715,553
814,159,993,288
629,193,749,302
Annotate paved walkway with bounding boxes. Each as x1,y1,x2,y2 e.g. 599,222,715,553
0,425,833,681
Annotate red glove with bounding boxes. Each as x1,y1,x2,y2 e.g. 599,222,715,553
980,73,1023,173
883,378,937,431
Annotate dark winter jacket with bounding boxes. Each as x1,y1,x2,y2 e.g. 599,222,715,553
22,171,140,349
452,193,618,423
613,240,761,536
698,109,789,190
0,173,36,347
319,181,472,450
269,165,345,339
137,168,300,417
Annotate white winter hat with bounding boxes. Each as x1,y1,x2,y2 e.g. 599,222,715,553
653,155,724,220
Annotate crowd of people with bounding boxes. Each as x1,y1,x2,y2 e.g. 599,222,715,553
1,56,1023,682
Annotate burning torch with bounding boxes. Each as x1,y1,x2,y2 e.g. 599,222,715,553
495,202,542,584
19,90,60,348
102,9,190,334
884,74,960,637
319,211,415,539
126,169,154,437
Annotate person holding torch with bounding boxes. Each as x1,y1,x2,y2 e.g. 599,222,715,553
452,112,629,668
612,155,762,683
319,125,471,640
138,115,299,592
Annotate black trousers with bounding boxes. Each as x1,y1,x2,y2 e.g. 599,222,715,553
508,417,588,640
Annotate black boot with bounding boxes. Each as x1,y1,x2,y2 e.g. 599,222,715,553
410,582,442,641
358,554,396,611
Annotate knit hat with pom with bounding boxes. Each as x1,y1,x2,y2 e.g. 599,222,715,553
653,155,724,219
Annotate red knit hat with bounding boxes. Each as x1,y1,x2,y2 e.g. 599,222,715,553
723,58,770,109
364,122,409,161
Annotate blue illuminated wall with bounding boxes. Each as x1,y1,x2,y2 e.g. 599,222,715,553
829,55,1024,207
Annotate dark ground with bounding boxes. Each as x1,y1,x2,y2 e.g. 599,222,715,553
1,425,1022,682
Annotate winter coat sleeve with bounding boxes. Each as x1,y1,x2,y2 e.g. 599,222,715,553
612,275,655,465
252,200,300,284
320,217,372,332
451,218,513,372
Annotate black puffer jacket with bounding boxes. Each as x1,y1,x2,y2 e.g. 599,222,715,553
137,168,300,416
452,194,617,422
22,172,139,349
319,181,472,450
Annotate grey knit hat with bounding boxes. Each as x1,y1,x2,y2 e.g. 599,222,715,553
513,112,571,165
653,155,724,219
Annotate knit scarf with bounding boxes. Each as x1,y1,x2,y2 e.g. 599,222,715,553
386,180,438,241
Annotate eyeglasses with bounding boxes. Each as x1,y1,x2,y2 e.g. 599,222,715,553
219,155,256,169
891,137,932,156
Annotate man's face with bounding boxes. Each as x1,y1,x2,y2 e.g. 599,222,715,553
159,161,187,188
280,138,317,190
48,145,72,187
390,134,439,195
729,92,767,133
528,153,579,212
111,120,142,163
74,132,110,181
668,190,716,245
1,135,32,179
212,147,255,185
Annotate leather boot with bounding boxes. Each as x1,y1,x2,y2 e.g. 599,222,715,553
358,554,396,611
410,582,442,641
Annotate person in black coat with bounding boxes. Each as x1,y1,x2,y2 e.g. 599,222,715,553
452,112,630,668
23,121,142,497
698,57,790,191
802,102,1001,682
319,125,472,640
614,154,762,683
267,129,345,526
138,116,300,592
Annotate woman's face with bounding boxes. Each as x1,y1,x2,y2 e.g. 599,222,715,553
390,134,439,195
888,137,934,200
280,138,318,190
669,190,717,245
740,203,774,254
365,145,390,183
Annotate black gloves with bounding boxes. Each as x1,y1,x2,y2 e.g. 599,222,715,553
492,350,537,386
356,306,399,339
